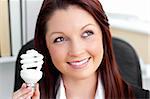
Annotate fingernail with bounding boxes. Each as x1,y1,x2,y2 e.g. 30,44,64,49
21,83,26,88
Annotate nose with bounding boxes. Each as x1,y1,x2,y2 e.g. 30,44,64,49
68,39,85,57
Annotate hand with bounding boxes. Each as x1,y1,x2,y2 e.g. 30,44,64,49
12,83,40,99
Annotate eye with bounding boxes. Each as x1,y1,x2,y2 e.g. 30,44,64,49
53,37,65,43
82,30,94,38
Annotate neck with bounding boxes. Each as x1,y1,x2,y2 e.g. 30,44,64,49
62,73,98,99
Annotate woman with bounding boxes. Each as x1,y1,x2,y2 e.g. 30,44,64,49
13,0,149,99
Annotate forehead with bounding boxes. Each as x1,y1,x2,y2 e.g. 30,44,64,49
46,5,99,32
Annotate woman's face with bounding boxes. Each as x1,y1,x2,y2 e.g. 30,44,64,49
46,5,103,80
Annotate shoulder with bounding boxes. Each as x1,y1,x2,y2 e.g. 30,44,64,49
132,86,150,99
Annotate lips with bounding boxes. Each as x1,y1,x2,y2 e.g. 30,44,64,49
67,57,91,69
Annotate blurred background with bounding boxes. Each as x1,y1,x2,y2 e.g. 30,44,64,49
0,0,149,98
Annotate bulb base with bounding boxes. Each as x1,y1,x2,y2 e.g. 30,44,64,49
27,83,35,91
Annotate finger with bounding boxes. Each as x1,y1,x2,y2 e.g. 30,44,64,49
20,89,33,99
13,83,27,98
32,83,40,99
13,89,32,99
13,85,32,98
35,83,40,96
21,83,27,88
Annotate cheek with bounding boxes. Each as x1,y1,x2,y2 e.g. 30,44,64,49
46,39,63,63
87,38,103,61
90,43,103,57
48,46,64,63
47,44,68,69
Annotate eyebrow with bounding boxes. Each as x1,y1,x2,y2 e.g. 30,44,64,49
49,23,95,36
81,23,94,30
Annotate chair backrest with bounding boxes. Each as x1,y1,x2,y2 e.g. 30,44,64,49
14,37,142,91
112,37,142,88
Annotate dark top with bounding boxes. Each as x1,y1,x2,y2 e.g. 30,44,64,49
133,86,149,99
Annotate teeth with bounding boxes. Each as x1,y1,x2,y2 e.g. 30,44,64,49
69,58,89,66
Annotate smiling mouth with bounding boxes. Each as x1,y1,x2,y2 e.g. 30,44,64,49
67,57,91,69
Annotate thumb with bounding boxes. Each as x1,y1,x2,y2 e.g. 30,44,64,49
32,83,40,99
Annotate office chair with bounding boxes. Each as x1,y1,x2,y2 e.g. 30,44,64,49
112,37,142,88
13,37,143,91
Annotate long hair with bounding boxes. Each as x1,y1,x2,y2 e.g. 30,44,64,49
34,0,135,99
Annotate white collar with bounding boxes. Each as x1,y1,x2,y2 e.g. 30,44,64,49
56,77,104,99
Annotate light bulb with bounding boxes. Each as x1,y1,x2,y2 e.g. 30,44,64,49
20,49,44,89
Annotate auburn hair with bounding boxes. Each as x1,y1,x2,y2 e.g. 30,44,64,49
34,0,135,99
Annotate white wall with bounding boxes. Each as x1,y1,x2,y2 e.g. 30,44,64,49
0,62,15,99
21,0,43,44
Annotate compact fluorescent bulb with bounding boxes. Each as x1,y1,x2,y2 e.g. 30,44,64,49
20,49,44,89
